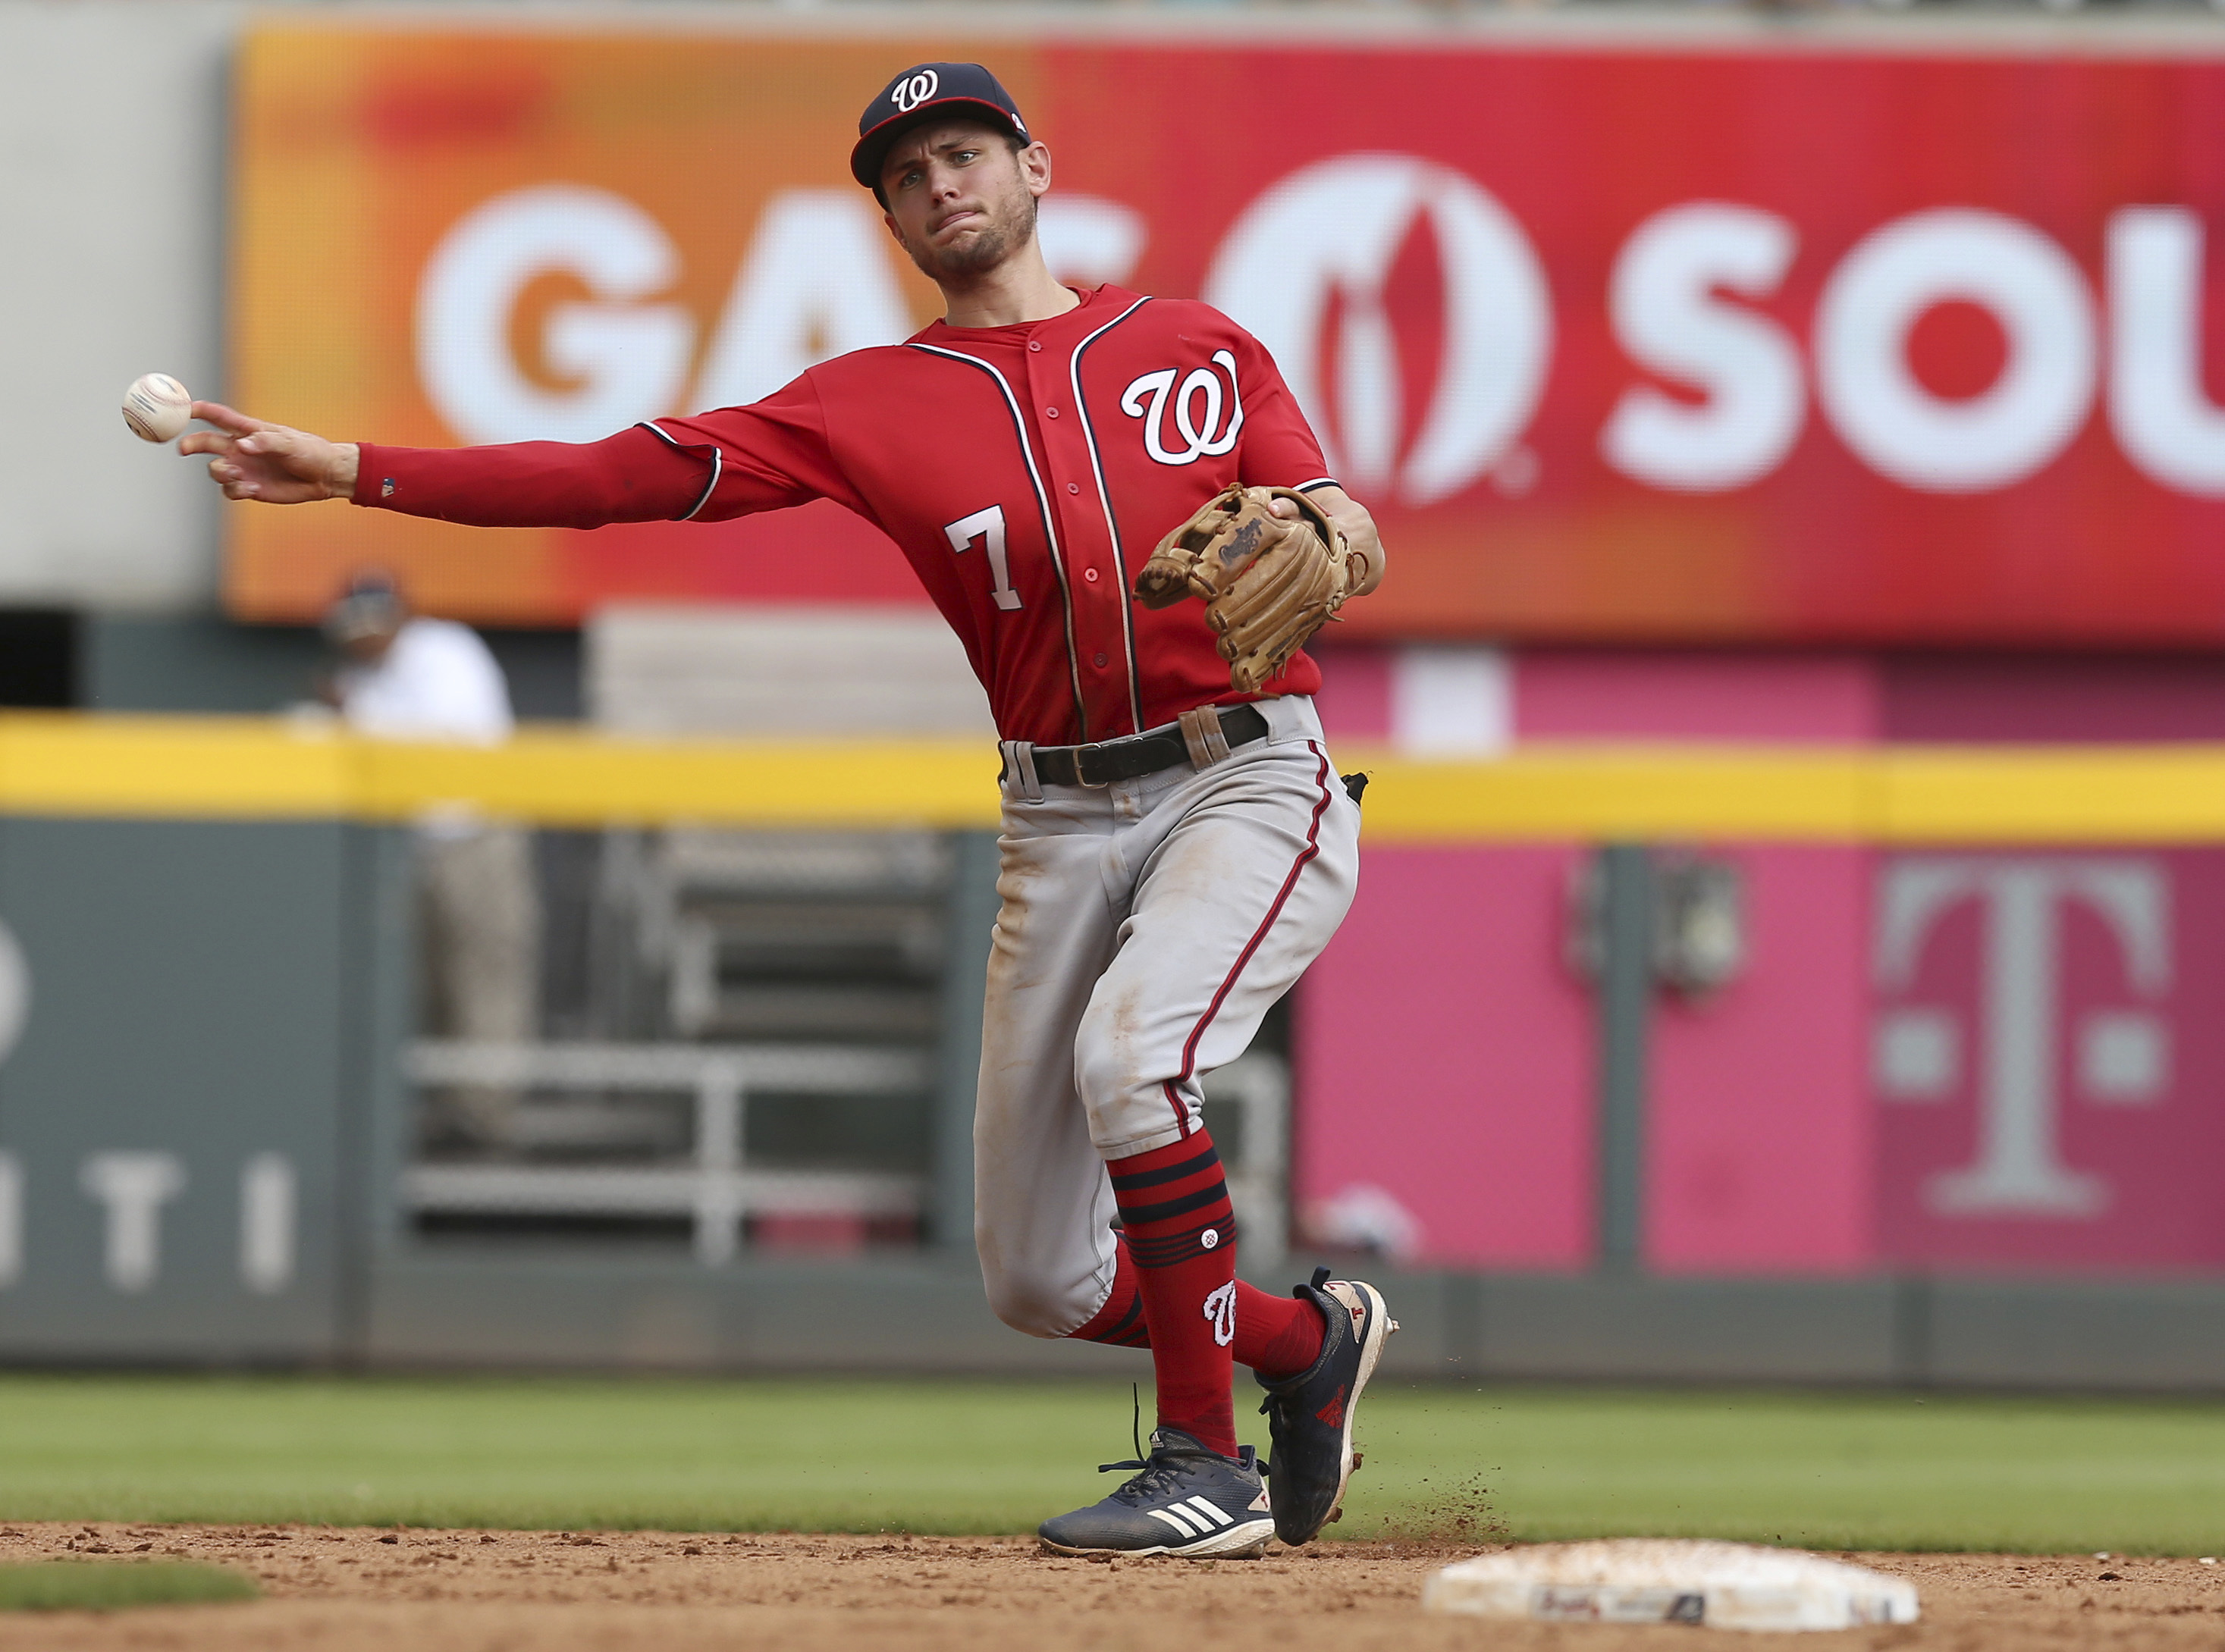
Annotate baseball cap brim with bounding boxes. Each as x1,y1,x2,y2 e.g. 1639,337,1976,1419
849,99,1027,190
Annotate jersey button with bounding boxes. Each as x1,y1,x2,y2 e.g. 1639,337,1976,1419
1028,340,1043,352
1084,568,1100,583
1045,406,1060,418
1094,652,1109,667
1065,482,1080,494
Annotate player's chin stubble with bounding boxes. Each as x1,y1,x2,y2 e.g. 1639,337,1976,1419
902,190,1037,283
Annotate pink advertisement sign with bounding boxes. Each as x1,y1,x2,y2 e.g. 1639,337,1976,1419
1297,836,2225,1276
1875,849,2225,1273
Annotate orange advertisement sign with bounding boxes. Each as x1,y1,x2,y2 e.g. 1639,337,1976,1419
234,24,2225,643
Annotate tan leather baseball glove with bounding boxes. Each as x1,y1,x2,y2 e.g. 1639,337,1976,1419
1132,485,1351,693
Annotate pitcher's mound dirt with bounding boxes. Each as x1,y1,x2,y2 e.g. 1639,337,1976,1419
0,1523,2217,1650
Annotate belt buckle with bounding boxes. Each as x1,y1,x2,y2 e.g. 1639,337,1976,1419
1072,741,1115,788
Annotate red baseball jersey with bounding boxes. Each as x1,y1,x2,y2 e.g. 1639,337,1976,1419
355,283,1337,745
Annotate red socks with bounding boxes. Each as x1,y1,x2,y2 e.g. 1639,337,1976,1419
1069,1252,1151,1347
1072,1239,1326,1380
1106,1133,1241,1456
1240,1282,1328,1379
1078,1130,1333,1456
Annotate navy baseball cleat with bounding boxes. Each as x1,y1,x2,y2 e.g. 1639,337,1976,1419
1256,1268,1397,1547
1037,1428,1276,1559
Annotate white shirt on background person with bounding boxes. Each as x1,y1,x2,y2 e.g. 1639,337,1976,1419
334,617,513,746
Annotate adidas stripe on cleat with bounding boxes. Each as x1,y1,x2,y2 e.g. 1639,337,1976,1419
1037,1428,1276,1560
1147,1494,1246,1542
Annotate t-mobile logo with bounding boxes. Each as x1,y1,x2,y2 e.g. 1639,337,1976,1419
1874,857,2171,1219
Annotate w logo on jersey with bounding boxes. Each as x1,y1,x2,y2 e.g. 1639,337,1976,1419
1202,1281,1238,1347
1122,352,1246,466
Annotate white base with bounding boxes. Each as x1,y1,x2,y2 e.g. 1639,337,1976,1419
1421,1540,1919,1632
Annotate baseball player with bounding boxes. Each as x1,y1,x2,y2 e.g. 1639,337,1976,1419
185,61,1395,1560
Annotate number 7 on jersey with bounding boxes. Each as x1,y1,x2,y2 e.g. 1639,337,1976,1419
944,506,1024,611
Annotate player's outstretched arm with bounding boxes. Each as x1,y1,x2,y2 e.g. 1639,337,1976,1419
1295,486,1386,598
181,403,358,504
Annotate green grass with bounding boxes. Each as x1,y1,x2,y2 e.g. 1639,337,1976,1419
0,1375,2221,1553
0,1561,256,1613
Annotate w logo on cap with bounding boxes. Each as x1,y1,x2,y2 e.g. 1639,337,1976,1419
891,69,940,111
852,63,1028,189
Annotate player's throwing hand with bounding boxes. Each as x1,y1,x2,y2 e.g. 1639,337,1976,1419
181,403,359,504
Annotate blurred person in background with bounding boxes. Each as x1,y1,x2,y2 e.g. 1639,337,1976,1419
324,572,538,1152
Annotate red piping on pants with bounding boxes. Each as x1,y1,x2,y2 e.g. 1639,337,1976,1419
1159,740,1336,1136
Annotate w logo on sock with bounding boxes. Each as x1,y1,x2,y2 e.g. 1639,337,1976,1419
1203,1282,1238,1348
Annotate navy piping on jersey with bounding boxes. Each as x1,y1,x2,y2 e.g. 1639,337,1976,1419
907,342,1091,741
1065,294,1153,736
636,421,725,522
1294,477,1340,494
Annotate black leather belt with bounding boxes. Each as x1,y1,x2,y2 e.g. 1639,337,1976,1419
1021,703,1269,788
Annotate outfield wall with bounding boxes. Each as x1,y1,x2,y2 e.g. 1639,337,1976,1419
0,716,2223,1383
1306,647,2225,1283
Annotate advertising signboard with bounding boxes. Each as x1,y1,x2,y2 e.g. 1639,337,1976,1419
231,25,2225,642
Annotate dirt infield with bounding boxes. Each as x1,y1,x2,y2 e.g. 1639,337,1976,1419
0,1524,2220,1650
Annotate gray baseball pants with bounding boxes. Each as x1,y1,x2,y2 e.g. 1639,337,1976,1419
971,694,1360,1339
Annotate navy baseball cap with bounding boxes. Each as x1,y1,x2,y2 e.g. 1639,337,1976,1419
850,62,1029,190
323,571,406,644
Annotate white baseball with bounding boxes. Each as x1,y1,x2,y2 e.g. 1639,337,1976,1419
122,373,193,444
